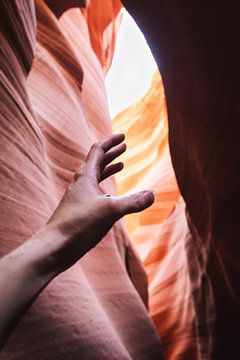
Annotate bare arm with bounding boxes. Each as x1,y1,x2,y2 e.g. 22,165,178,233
0,133,155,349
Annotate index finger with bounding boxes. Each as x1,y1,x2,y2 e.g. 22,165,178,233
100,133,125,152
85,133,125,183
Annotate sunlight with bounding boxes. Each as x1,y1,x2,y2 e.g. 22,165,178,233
105,9,158,119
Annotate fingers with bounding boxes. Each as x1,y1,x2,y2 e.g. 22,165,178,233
111,191,155,218
102,142,126,169
101,133,125,152
85,142,104,182
100,162,124,182
85,134,126,182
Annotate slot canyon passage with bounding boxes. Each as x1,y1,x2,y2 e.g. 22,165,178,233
0,1,239,360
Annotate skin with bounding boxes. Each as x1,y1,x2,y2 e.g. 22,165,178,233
44,0,89,18
0,134,155,348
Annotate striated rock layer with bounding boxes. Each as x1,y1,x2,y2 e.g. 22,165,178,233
0,1,163,359
114,71,204,359
122,1,240,359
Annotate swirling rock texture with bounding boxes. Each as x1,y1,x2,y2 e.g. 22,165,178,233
122,1,240,359
1,0,238,359
0,1,163,359
114,71,204,359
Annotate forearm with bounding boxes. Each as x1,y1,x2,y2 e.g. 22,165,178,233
0,228,61,349
0,134,155,349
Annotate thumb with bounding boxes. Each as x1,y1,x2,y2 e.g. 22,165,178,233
112,191,155,218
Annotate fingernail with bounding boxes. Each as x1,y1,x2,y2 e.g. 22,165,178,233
142,191,155,204
119,133,125,140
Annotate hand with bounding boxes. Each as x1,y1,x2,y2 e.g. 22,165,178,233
44,134,155,272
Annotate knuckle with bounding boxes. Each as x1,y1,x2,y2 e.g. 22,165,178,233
91,142,101,151
131,193,142,210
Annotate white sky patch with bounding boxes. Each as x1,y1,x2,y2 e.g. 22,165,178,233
105,9,158,119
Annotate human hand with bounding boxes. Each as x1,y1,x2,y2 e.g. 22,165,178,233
44,134,155,272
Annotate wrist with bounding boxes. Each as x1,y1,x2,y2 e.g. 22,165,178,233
30,225,67,279
33,223,80,275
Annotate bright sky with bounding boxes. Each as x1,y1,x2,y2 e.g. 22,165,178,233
105,9,157,119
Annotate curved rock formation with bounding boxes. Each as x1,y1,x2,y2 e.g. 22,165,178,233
122,1,240,359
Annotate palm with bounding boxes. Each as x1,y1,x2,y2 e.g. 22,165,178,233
47,134,154,271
